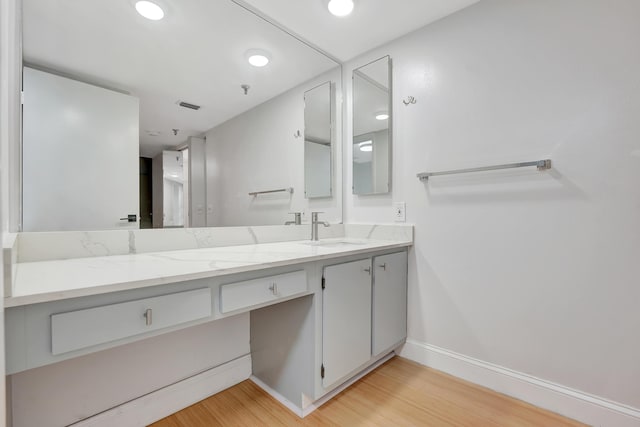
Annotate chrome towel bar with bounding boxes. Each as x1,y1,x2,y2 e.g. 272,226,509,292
249,187,294,197
417,159,551,182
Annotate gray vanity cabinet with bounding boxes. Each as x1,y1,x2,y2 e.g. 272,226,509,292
321,259,373,388
372,251,408,356
321,250,407,389
249,249,408,413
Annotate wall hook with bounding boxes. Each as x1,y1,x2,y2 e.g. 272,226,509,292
241,84,250,95
403,96,417,106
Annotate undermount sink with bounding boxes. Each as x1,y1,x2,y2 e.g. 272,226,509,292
301,240,368,247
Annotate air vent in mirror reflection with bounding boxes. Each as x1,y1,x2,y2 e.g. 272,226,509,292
178,101,201,110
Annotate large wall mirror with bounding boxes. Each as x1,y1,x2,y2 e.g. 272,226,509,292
304,82,332,199
20,0,341,231
352,56,391,195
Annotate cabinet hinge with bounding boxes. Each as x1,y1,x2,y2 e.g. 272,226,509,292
321,276,325,290
20,90,25,105
321,364,325,379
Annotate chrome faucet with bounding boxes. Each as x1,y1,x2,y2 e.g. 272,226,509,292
311,212,330,241
285,212,302,225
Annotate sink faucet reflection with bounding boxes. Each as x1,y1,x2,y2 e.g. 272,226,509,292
285,212,302,225
311,212,330,241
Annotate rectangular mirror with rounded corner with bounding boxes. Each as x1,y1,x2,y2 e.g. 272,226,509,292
304,81,332,199
352,55,391,195
18,0,342,231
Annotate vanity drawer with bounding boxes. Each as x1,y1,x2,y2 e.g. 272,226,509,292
51,288,211,355
220,270,307,313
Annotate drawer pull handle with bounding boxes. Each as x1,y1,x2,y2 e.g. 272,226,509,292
144,309,153,326
379,263,387,270
268,282,278,295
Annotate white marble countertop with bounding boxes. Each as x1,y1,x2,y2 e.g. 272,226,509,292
6,238,411,307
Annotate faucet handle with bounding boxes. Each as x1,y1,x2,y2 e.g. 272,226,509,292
286,212,302,225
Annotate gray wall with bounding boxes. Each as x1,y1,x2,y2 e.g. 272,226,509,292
205,68,342,227
344,0,640,410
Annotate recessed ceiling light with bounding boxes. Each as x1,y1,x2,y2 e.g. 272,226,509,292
246,49,271,67
375,112,389,121
328,0,354,17
248,55,269,67
359,141,373,152
135,1,164,21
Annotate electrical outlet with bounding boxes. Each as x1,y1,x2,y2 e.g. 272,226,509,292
393,202,406,222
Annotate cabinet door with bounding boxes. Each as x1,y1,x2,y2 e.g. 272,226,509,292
372,251,408,356
322,259,372,388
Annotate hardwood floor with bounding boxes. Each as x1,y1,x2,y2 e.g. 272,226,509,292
150,357,585,426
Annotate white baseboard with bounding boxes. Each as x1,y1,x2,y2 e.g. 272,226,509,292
400,339,640,427
71,354,252,427
251,351,395,418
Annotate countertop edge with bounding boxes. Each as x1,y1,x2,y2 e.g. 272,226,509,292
5,240,412,308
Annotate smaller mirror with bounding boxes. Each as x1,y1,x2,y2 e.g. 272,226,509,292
352,56,391,195
304,81,333,198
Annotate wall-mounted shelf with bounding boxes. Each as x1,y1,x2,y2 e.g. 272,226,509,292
417,159,551,182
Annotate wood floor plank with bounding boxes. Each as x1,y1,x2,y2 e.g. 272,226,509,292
150,357,586,427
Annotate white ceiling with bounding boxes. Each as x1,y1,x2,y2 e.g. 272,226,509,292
240,0,481,62
22,0,338,157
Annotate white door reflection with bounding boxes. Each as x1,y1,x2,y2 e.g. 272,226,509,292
154,150,187,228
